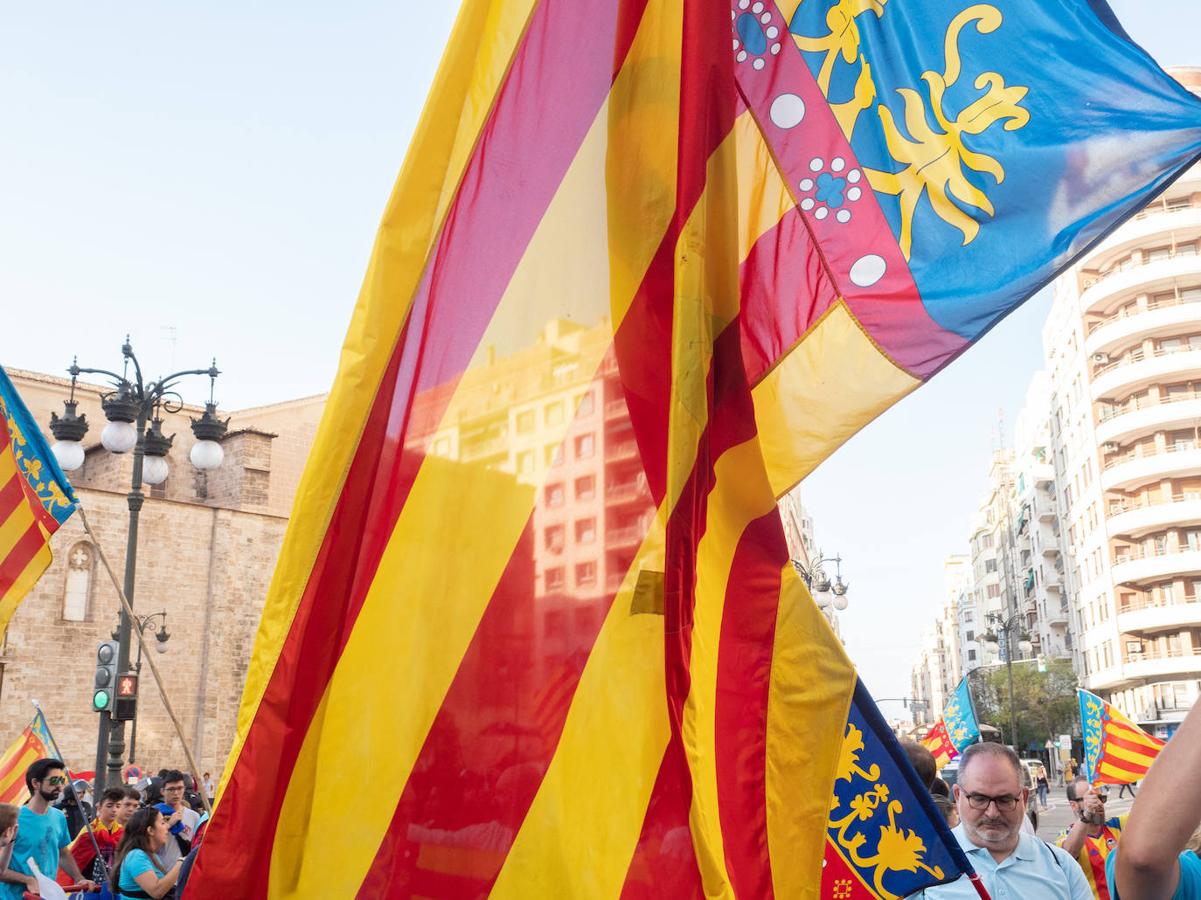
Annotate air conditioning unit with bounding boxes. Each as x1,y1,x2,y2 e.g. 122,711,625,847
1092,353,1109,364
1103,442,1120,454
1083,277,1098,288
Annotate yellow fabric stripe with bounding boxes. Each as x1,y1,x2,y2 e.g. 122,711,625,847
734,110,794,264
0,448,16,483
753,302,921,497
0,541,51,634
765,566,855,899
1103,742,1157,769
490,3,686,891
683,439,778,898
1108,721,1162,752
491,518,670,897
221,0,539,809
0,491,35,562
269,74,646,894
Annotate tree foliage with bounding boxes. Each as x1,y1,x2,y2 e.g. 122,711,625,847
968,658,1077,750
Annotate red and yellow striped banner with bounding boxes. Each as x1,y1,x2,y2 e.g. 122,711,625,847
188,0,1201,895
0,713,53,805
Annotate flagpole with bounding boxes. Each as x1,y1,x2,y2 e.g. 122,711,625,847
967,872,994,900
30,700,109,887
77,505,213,816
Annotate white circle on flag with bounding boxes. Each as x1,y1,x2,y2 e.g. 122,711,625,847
850,254,887,287
769,94,805,129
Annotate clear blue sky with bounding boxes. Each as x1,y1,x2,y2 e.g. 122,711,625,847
0,2,1195,714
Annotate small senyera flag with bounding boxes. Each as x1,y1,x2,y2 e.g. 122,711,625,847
921,719,958,771
0,710,53,804
0,368,77,633
190,0,1201,895
1079,689,1165,786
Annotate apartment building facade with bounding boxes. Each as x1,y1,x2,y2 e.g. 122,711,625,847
1044,73,1201,735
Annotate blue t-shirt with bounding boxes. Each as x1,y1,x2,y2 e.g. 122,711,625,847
1107,848,1201,899
118,848,161,899
0,806,70,900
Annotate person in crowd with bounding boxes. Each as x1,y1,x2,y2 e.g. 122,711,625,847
905,742,1091,899
1057,777,1124,900
65,786,127,886
0,759,96,897
111,807,182,900
1107,699,1201,899
200,773,214,807
1037,764,1051,810
0,805,18,876
900,739,938,790
118,786,141,827
1117,781,1138,800
155,770,199,874
54,779,93,840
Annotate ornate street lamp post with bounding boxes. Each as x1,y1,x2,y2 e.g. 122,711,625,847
48,339,226,795
791,551,851,612
982,611,1034,750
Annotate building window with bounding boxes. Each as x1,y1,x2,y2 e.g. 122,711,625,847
545,483,565,507
516,410,535,434
575,434,595,459
966,630,975,642
575,475,596,500
576,561,596,586
967,649,977,662
62,542,94,622
575,518,596,544
546,401,565,426
545,567,566,591
547,444,563,467
545,525,565,554
985,559,997,573
517,450,536,474
576,392,594,416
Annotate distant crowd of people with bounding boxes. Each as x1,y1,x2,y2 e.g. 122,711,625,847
899,698,1201,899
0,761,213,899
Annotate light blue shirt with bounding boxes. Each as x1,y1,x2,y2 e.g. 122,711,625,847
1106,848,1201,899
906,824,1092,900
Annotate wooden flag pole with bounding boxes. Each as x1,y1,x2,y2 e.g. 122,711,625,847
77,504,213,817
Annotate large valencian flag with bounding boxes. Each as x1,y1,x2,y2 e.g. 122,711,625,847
189,0,1201,897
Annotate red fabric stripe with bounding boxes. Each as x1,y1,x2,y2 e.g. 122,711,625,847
1106,722,1163,751
619,739,705,899
191,0,654,893
714,511,785,898
0,521,46,596
0,473,25,520
1098,759,1150,782
739,209,841,385
1104,731,1161,758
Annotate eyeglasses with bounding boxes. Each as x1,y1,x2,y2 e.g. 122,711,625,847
963,792,1020,811
43,776,67,787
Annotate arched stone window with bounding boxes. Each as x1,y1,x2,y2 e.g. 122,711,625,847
62,542,94,622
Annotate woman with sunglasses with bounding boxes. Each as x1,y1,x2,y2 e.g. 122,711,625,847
110,808,183,900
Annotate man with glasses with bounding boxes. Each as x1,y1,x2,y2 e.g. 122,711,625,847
1058,777,1125,899
156,770,199,879
0,758,96,898
907,742,1091,898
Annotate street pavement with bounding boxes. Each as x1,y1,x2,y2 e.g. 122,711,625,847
1034,790,1136,842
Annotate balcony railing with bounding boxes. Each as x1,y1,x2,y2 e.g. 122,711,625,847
1084,244,1200,293
1104,440,1201,471
1098,389,1201,423
1118,594,1201,614
1113,541,1201,565
1123,646,1201,664
1093,344,1201,379
1108,491,1201,516
1087,290,1201,337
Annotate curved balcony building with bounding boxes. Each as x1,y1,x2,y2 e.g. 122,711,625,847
1045,68,1201,736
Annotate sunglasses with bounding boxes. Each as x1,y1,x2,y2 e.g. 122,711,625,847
43,776,67,787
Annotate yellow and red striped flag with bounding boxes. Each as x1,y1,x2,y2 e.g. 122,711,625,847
0,369,78,633
922,720,958,771
0,711,53,805
1080,689,1166,786
188,0,1201,896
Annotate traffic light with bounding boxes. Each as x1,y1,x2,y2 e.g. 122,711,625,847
92,641,118,713
113,672,138,721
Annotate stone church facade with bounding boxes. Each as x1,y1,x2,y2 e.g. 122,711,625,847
1,367,324,780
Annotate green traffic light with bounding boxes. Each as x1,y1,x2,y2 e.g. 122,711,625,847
92,689,110,712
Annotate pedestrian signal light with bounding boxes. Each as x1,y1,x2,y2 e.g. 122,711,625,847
93,640,119,713
114,672,139,721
